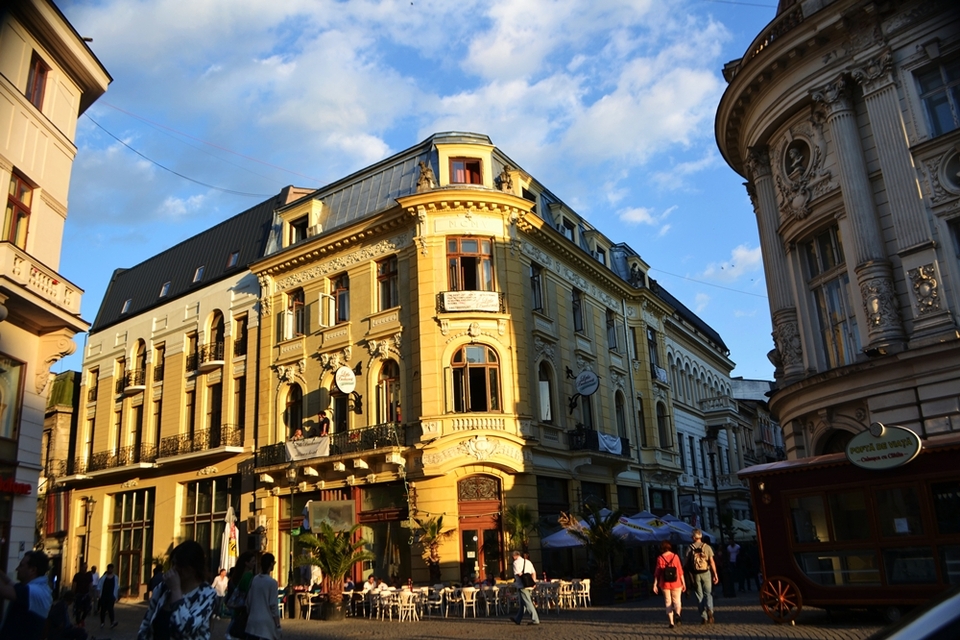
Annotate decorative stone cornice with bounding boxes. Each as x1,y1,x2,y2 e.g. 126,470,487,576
811,75,853,117
743,146,771,181
366,331,403,361
851,50,895,95
273,233,411,291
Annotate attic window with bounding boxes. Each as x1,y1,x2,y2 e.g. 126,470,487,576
226,251,240,268
193,266,205,283
289,216,308,245
450,158,482,185
121,299,132,314
159,282,171,298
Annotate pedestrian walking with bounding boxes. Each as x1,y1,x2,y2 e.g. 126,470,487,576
0,550,53,639
71,563,93,626
98,564,119,628
137,540,217,640
653,540,686,629
47,590,88,640
683,528,718,624
212,568,229,619
245,553,281,640
511,550,540,626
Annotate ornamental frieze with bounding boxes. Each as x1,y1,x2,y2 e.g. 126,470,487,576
274,233,411,290
772,120,833,220
421,435,523,467
860,277,901,329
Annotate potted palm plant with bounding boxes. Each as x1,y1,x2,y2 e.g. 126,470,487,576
412,515,456,585
559,503,625,605
297,521,375,620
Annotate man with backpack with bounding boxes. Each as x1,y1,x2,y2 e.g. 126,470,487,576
685,529,719,624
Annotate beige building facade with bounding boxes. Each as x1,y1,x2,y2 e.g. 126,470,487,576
717,0,960,457
0,0,109,574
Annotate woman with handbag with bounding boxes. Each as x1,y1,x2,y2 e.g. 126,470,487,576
226,552,257,640
652,540,686,629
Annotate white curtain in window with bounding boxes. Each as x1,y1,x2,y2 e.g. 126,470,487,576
539,381,551,421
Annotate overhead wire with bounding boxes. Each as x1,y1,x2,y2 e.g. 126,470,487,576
648,268,769,299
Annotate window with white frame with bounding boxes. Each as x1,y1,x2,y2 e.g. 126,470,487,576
572,288,585,333
377,256,399,311
538,362,553,423
451,345,501,412
530,263,544,312
916,57,960,137
606,309,618,351
447,237,494,291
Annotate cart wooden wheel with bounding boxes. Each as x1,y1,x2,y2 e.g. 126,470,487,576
760,576,802,624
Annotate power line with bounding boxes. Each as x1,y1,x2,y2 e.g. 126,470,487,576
649,267,769,299
696,0,777,8
84,114,274,198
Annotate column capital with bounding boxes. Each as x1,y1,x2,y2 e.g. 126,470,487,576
812,75,853,117
852,50,895,96
744,146,772,181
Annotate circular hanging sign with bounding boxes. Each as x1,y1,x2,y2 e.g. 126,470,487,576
334,366,356,394
575,370,599,396
845,423,922,470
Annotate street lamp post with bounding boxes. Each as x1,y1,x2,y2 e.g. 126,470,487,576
83,497,97,568
286,467,299,619
694,479,704,529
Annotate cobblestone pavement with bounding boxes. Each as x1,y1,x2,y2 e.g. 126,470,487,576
89,594,885,640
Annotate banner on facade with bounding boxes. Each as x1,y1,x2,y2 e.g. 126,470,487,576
597,432,622,455
308,500,355,532
285,435,330,461
442,291,500,312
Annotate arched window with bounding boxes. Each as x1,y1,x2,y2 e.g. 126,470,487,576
537,362,553,423
656,402,670,449
284,384,303,438
615,391,626,438
377,360,401,424
452,345,500,412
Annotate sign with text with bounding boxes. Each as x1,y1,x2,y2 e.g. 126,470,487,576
442,291,500,312
845,423,922,470
575,370,599,396
334,366,356,394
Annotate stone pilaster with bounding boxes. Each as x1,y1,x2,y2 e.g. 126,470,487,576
812,75,904,349
745,147,805,378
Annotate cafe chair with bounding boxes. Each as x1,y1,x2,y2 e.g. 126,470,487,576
461,586,479,618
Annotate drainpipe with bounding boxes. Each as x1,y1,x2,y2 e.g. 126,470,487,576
621,297,643,510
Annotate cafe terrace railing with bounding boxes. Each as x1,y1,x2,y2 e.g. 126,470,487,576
79,443,159,473
159,424,243,458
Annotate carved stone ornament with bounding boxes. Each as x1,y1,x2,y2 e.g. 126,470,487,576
272,358,306,382
367,330,403,361
923,149,960,208
610,369,625,391
120,478,139,489
908,264,941,315
36,331,77,394
743,147,771,181
257,275,272,315
860,276,901,328
198,466,219,476
468,322,482,338
772,121,832,220
319,347,351,371
811,76,852,118
534,336,556,364
851,50,895,95
416,160,436,192
275,235,410,291
498,166,514,192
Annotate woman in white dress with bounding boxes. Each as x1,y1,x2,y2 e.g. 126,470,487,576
245,554,281,640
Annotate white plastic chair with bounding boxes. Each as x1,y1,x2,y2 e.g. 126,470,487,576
558,581,575,609
444,587,463,617
398,590,419,621
461,586,479,618
277,590,285,618
482,586,500,616
575,578,591,607
424,587,444,618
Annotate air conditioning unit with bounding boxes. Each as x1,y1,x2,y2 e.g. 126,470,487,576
307,224,322,237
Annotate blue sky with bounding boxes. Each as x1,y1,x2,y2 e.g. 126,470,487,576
56,0,778,379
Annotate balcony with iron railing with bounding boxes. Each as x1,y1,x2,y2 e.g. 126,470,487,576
159,423,243,459
699,395,739,414
568,427,631,459
198,341,225,372
153,362,164,382
45,459,67,478
76,443,159,474
257,422,403,467
87,386,98,403
233,338,247,357
185,352,199,373
122,369,147,395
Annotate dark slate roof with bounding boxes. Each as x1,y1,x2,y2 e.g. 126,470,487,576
652,280,729,353
90,190,292,334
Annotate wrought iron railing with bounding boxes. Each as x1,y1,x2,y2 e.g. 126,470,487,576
87,386,98,402
154,362,164,382
83,443,159,472
185,352,199,372
568,428,631,458
234,338,247,357
159,424,243,458
125,369,146,388
45,459,66,478
199,341,225,364
256,422,402,467
71,457,88,475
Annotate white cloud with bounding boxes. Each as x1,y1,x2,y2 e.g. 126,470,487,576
695,293,710,313
702,244,763,282
651,150,721,190
159,194,207,218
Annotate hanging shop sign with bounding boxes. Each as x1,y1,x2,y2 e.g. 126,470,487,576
845,423,922,471
574,370,600,396
334,366,357,394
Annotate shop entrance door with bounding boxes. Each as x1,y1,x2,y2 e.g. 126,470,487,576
457,475,503,582
460,526,502,583
117,550,141,598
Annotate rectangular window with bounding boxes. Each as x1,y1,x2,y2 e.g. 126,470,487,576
595,246,606,265
688,435,697,476
932,481,960,535
287,289,306,336
233,316,248,357
606,309,618,351
185,389,196,438
806,226,860,367
572,289,584,333
153,345,165,382
789,495,831,543
181,477,239,575
26,52,48,110
159,282,171,298
450,158,482,184
828,491,870,541
561,218,575,241
186,334,199,371
288,216,308,245
152,398,162,449
377,256,399,310
121,299,132,314
678,434,686,471
87,367,99,403
192,266,205,283
333,395,349,433
0,354,25,441
5,172,33,249
109,488,155,596
226,250,240,268
580,393,593,429
332,274,349,324
234,375,247,431
647,328,660,368
876,486,924,538
447,237,494,291
530,263,544,312
917,58,960,137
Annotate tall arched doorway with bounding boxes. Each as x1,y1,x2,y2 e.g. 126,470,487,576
457,475,503,582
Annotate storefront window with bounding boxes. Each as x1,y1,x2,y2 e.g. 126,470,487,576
795,551,880,586
883,547,937,584
932,481,960,535
789,495,831,543
828,491,870,541
182,476,240,574
0,354,25,441
876,487,924,537
109,489,155,597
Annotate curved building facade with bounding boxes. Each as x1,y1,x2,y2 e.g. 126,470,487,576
717,0,960,457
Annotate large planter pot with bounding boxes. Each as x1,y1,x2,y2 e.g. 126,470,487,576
321,600,346,621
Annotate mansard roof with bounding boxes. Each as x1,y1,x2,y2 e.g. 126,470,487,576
90,189,297,334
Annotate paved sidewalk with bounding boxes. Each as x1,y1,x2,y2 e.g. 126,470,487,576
88,594,884,640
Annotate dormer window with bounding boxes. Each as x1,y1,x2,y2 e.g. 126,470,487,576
595,246,606,265
193,266,205,283
289,216,308,245
121,299,132,314
561,218,576,242
450,158,482,185
226,251,239,268
159,282,171,298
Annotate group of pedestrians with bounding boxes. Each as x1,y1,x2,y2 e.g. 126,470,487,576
652,528,720,628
